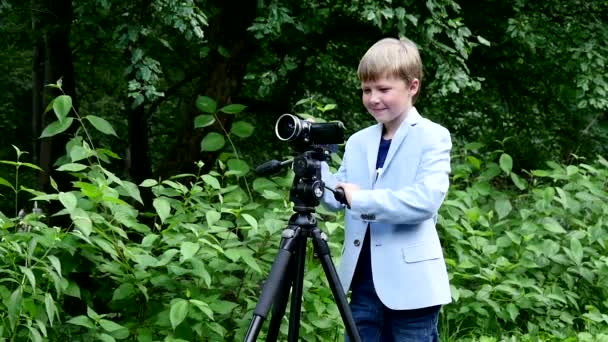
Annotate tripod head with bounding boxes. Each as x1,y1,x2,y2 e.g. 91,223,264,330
255,114,349,212
256,145,348,212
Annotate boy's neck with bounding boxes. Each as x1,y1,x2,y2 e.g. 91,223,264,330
382,106,413,139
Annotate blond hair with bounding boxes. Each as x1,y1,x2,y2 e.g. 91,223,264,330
357,37,423,103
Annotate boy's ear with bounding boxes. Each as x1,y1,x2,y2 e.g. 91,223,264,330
408,78,420,95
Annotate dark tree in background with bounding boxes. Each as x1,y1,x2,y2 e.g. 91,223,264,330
31,0,77,193
0,0,605,214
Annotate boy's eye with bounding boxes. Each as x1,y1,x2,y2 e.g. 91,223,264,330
379,88,390,92
362,88,371,94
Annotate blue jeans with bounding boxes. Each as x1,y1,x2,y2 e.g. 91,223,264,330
345,230,440,342
344,278,440,342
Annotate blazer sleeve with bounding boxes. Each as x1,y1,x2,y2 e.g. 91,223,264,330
350,127,452,224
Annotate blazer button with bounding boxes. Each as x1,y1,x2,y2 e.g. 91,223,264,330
354,239,361,247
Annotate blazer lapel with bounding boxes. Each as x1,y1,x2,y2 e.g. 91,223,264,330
380,107,422,179
366,123,383,186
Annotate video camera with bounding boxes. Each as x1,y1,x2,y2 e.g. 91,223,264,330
275,114,345,147
256,114,348,210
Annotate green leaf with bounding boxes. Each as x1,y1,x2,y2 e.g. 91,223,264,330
112,283,136,301
67,315,95,329
69,145,91,162
252,178,277,192
157,249,179,267
59,192,78,212
35,321,47,339
569,238,583,264
48,255,62,276
19,266,36,290
499,153,513,174
194,114,216,128
180,242,200,261
241,213,258,230
543,218,567,234
242,254,262,273
226,159,250,176
96,333,116,342
200,132,225,151
64,281,81,298
40,118,74,138
99,319,126,333
510,173,527,190
170,299,189,330
323,103,337,111
70,208,92,236
57,163,88,172
84,116,118,136
53,95,72,121
209,300,238,315
190,258,213,287
495,198,512,219
220,103,247,114
477,35,491,46
506,303,519,321
196,96,217,114
45,293,57,326
206,210,221,226
0,176,14,190
20,162,43,171
230,121,254,138
153,197,171,223
262,189,283,200
201,175,221,189
27,326,43,342
139,179,158,187
87,306,101,320
189,299,214,319
467,156,482,170
120,181,143,204
8,287,22,329
141,234,159,247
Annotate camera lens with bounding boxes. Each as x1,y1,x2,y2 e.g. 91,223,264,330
275,114,301,141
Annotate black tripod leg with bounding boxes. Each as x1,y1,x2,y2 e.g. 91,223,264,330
244,229,300,342
311,228,362,342
265,249,295,341
287,237,307,342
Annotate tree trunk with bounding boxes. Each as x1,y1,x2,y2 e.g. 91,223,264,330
158,0,257,178
32,0,77,193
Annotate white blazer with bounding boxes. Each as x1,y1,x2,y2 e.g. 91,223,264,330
321,107,452,310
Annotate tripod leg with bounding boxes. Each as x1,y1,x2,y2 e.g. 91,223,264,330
287,237,307,342
311,227,362,342
244,229,300,342
265,250,295,341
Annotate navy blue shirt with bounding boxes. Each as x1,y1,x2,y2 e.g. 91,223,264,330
353,137,391,284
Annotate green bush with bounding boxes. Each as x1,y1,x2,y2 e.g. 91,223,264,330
0,91,607,341
442,144,608,339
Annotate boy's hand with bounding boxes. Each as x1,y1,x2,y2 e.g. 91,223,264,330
336,182,361,207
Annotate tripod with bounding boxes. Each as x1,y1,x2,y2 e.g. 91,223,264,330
245,149,361,342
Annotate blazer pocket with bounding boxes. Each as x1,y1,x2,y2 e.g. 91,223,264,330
401,243,441,263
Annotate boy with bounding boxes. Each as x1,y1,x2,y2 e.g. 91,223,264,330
321,37,452,341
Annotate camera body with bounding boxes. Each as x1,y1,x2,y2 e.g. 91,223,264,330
275,114,344,147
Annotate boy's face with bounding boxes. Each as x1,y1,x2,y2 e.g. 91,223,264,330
361,75,418,126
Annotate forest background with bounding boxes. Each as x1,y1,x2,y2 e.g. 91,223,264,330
0,0,607,341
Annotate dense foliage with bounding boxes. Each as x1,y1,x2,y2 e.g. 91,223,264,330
0,91,607,341
0,0,607,340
